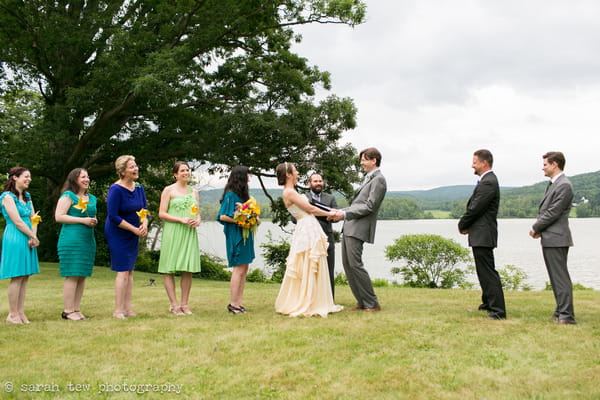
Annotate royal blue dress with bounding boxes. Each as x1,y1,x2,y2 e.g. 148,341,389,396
0,191,40,279
57,191,97,277
217,191,255,267
104,183,148,272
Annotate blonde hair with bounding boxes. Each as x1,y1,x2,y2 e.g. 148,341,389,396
115,155,135,178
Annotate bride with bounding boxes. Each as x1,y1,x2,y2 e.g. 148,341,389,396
274,162,343,317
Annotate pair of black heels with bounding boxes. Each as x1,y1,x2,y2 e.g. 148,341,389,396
227,304,246,314
61,311,86,321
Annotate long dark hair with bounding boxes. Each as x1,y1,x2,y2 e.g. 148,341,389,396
220,166,250,203
61,168,88,194
4,167,29,197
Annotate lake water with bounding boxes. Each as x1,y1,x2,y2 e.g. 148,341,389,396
196,219,600,290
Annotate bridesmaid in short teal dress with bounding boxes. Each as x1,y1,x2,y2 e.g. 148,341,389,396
0,167,40,324
55,168,98,321
217,166,256,314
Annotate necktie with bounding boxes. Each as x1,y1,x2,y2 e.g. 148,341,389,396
545,182,552,193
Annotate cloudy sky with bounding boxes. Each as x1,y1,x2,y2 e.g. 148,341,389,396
288,0,600,191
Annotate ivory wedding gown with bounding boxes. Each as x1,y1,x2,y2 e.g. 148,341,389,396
275,203,343,317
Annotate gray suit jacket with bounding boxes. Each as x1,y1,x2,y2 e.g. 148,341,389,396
343,169,387,243
532,173,573,247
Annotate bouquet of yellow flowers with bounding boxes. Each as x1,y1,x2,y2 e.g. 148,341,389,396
234,196,261,244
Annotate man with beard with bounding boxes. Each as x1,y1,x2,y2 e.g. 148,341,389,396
305,173,339,297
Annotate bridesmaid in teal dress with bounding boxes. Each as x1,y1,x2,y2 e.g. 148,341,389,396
158,161,201,315
0,167,40,324
217,166,256,314
55,168,98,321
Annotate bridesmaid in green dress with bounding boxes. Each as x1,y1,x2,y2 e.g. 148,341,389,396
55,168,98,321
158,162,201,315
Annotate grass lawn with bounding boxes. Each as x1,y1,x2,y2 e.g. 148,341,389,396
1,263,599,399
424,210,452,219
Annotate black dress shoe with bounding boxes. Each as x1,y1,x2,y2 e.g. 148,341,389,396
557,319,576,325
488,314,506,320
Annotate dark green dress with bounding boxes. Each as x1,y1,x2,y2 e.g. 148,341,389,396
57,191,97,277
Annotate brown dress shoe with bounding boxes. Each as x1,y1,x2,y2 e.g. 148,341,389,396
348,306,364,311
363,306,381,312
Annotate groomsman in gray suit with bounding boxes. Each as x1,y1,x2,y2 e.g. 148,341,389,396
530,151,576,324
332,148,387,312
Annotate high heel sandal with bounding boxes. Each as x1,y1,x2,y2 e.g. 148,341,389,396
180,305,193,315
227,304,244,315
169,305,184,315
62,311,84,321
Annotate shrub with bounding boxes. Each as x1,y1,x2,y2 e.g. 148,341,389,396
372,279,389,287
334,272,348,286
198,253,231,281
260,232,291,283
246,268,270,283
386,234,472,288
135,250,160,273
498,264,532,291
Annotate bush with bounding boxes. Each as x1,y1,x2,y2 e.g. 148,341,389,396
198,253,231,281
372,279,389,287
135,250,160,273
386,234,472,288
260,232,291,283
498,264,532,291
334,272,348,286
246,268,270,283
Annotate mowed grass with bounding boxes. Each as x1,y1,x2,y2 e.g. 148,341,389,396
1,263,600,399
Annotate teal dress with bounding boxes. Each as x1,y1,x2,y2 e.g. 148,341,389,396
57,191,97,277
0,191,40,279
217,191,255,267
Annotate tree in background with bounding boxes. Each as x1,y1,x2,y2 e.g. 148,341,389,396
0,0,366,259
386,234,473,289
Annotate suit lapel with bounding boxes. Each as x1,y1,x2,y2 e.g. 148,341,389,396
353,170,378,200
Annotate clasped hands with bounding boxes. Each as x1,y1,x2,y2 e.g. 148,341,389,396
327,209,344,222
180,216,201,228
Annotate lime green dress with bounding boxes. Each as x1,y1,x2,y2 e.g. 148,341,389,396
158,189,201,274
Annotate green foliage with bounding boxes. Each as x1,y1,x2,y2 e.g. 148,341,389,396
372,279,389,287
135,250,161,274
198,253,231,281
498,264,532,291
0,1,366,258
260,232,291,283
246,268,270,283
545,281,594,291
334,271,348,286
386,234,472,288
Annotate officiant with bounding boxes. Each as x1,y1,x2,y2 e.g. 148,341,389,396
291,173,339,297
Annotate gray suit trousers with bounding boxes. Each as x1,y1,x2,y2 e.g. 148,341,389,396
341,235,379,309
542,247,575,323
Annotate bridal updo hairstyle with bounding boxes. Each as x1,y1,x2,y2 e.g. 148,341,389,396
276,162,294,186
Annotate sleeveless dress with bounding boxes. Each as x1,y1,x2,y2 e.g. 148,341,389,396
0,192,40,279
57,191,97,277
104,183,148,271
275,202,343,317
158,188,201,274
217,191,255,267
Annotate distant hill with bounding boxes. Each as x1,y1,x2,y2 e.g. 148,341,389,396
197,171,600,218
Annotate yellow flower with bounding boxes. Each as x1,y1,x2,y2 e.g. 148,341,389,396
190,205,199,215
31,211,42,227
136,208,150,223
73,197,89,213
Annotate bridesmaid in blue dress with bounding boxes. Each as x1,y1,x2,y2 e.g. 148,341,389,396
104,155,149,319
217,166,255,314
55,168,98,321
0,167,40,324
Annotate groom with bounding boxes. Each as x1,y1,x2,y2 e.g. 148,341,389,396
332,148,387,312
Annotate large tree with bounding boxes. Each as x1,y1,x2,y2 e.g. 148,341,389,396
0,0,366,258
